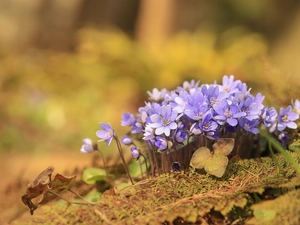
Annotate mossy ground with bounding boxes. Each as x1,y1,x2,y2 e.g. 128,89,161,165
8,151,300,225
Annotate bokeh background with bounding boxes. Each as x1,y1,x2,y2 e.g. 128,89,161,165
1,1,300,215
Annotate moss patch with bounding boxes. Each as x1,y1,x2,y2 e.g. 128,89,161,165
13,151,300,225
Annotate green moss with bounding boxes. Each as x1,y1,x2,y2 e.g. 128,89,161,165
14,152,300,224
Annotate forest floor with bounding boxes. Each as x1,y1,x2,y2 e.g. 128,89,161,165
0,152,92,225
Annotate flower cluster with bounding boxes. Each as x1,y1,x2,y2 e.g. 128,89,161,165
86,75,299,177
121,75,299,152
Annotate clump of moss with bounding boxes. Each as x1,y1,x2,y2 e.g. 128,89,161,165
14,151,300,225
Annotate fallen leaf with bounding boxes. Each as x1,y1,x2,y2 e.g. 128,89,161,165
190,138,235,177
21,165,76,215
38,173,76,205
21,165,54,215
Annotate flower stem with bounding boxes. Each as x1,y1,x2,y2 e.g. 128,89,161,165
95,149,108,176
114,135,134,185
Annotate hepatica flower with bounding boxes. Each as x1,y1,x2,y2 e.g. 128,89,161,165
277,106,299,131
239,118,259,134
220,75,240,95
175,129,188,143
199,111,219,140
292,99,300,114
121,112,136,126
213,99,246,126
147,88,168,102
86,74,300,179
155,136,168,151
148,105,178,136
121,135,133,146
260,107,278,128
96,122,114,146
130,146,140,159
80,138,95,153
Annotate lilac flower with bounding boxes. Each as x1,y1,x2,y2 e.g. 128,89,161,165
80,138,95,153
96,122,114,146
277,106,299,131
199,111,218,132
201,84,224,106
220,75,240,95
121,135,133,146
253,93,265,104
155,136,168,151
172,91,191,114
239,118,259,134
198,111,219,139
239,96,264,121
278,132,289,147
190,122,202,135
213,99,246,126
186,79,200,88
171,162,181,172
184,92,208,121
175,129,188,143
149,105,178,136
131,122,143,134
292,99,300,114
143,125,155,141
121,113,136,126
147,88,168,102
260,107,278,128
130,146,140,159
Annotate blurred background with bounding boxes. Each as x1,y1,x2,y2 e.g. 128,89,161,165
1,0,300,198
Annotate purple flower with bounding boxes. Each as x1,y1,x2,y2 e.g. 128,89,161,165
96,122,114,146
201,84,225,106
277,106,299,131
172,91,191,114
155,136,168,151
175,129,188,143
143,125,155,141
190,122,202,135
292,99,300,114
199,111,219,139
121,112,136,126
253,93,265,104
278,132,289,147
239,118,259,134
260,107,278,128
131,122,143,134
184,92,208,121
147,88,168,102
121,135,133,146
220,75,241,95
80,138,95,153
149,105,178,136
171,162,181,172
130,146,140,159
213,99,246,126
239,96,264,121
177,80,200,92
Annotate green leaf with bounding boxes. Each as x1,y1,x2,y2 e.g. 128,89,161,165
205,151,228,178
190,138,234,177
128,159,147,178
82,168,107,184
116,182,132,190
84,191,102,202
189,147,211,169
213,138,234,155
253,209,276,221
